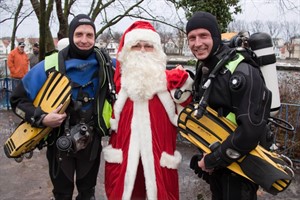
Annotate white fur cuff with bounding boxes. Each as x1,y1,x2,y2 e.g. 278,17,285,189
103,145,123,163
160,150,182,169
110,118,118,131
172,114,179,127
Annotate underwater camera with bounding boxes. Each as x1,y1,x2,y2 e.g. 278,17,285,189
56,122,92,153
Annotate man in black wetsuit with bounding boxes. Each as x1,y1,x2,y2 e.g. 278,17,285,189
10,14,114,200
186,11,272,200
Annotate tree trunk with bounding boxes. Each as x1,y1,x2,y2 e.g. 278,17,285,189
10,0,24,51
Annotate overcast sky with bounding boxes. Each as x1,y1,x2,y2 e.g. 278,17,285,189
234,0,300,22
0,0,299,38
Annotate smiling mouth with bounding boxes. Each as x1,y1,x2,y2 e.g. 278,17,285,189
195,48,206,54
79,46,92,49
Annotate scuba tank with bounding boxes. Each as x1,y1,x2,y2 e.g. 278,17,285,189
248,32,281,116
222,31,281,116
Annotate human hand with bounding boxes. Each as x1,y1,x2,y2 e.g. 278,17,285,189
198,153,214,173
175,64,184,70
190,154,210,183
190,154,203,177
42,104,67,128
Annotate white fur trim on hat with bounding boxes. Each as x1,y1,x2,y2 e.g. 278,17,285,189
160,150,182,169
124,29,161,47
103,144,123,163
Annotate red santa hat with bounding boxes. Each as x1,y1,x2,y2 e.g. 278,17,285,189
114,21,162,93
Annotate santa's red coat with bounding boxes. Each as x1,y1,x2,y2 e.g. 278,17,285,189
103,69,192,200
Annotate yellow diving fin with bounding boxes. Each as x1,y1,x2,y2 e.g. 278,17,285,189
4,71,71,160
177,103,294,195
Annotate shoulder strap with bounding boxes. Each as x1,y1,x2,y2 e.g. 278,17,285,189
237,48,259,68
224,47,260,73
195,49,237,118
95,47,116,103
44,48,69,75
225,53,245,73
44,52,59,73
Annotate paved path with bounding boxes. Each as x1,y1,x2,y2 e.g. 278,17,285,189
1,110,299,200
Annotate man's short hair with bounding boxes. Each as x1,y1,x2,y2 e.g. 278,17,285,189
18,42,25,47
33,43,39,48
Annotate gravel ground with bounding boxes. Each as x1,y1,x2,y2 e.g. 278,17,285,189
0,110,299,200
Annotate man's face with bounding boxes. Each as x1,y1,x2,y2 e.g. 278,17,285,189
187,28,213,60
18,46,25,53
130,41,154,52
73,25,95,50
119,40,166,101
33,46,39,54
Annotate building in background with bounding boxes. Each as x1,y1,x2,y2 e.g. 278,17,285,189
1,36,300,62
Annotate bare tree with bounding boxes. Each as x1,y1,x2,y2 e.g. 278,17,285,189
158,33,170,53
265,21,280,38
274,0,300,18
28,0,167,54
55,0,75,40
30,0,55,59
11,0,24,51
112,32,122,43
0,0,34,50
0,2,15,24
175,22,185,55
99,31,112,47
281,20,300,58
227,20,249,33
2,0,185,51
281,21,300,42
288,21,300,38
94,0,145,38
249,20,265,34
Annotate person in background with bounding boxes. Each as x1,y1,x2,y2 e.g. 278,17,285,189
186,11,272,200
29,42,40,68
10,14,115,200
103,21,193,200
7,41,29,80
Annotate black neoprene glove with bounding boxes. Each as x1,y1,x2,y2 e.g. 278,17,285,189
189,154,210,184
30,106,47,128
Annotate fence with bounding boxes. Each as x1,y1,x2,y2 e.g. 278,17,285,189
0,59,21,110
274,103,300,162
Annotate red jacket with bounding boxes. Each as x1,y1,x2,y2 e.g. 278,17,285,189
7,47,29,79
104,69,193,200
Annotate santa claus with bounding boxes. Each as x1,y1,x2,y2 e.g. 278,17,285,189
103,21,193,200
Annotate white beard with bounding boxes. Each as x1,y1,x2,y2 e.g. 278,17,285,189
118,50,167,102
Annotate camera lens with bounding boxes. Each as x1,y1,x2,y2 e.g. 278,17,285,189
80,124,88,135
56,136,72,151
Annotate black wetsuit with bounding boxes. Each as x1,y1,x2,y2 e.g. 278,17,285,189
10,47,113,200
194,44,272,200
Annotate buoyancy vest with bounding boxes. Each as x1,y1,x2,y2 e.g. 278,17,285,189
221,52,270,125
224,52,245,124
197,50,269,125
44,48,114,136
